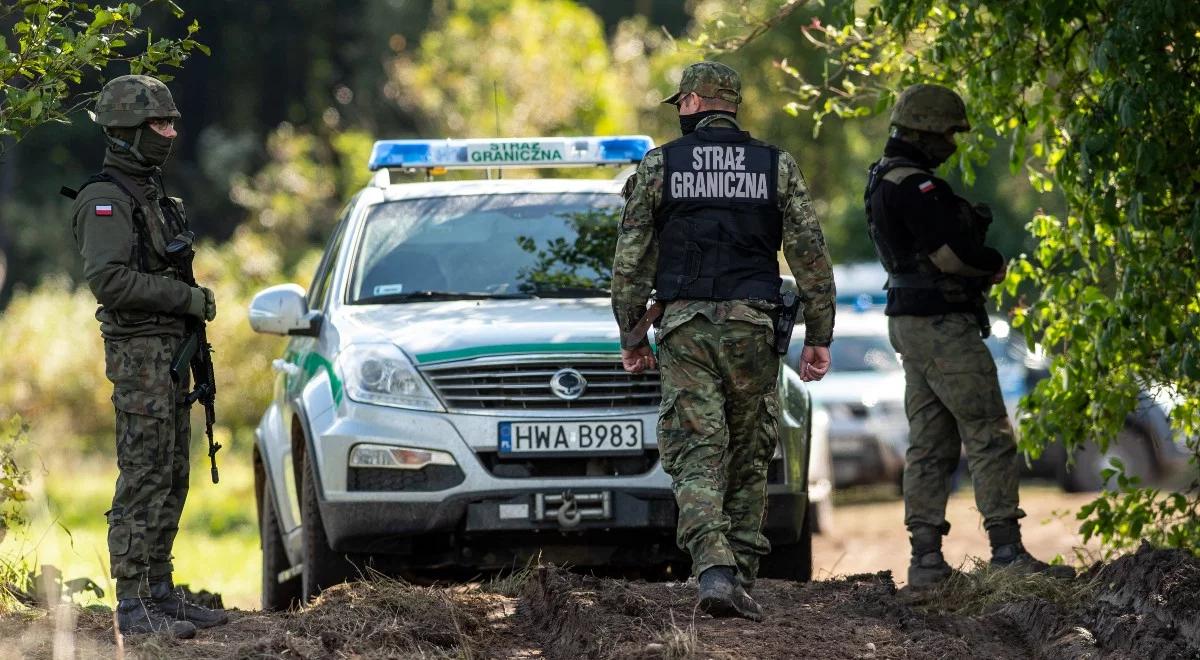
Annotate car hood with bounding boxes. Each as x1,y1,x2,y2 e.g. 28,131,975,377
337,298,626,364
806,371,906,405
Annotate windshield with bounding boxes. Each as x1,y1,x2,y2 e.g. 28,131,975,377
349,192,621,303
831,335,901,372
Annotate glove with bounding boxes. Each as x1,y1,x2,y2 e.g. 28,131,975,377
187,287,217,322
201,286,217,322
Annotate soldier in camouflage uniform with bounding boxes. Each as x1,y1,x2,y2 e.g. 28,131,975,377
70,75,228,637
864,83,1075,586
612,62,836,620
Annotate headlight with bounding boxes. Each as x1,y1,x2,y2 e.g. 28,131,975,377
349,444,456,470
337,343,444,411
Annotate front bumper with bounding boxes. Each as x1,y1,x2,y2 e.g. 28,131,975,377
322,485,808,567
301,398,808,563
828,426,906,487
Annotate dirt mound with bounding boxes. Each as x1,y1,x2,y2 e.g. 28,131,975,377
521,567,1026,659
998,543,1200,660
4,547,1200,659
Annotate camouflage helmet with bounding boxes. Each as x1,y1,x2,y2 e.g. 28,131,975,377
890,83,970,133
92,75,180,128
662,61,742,106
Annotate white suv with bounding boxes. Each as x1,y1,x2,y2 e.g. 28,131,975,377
247,136,832,608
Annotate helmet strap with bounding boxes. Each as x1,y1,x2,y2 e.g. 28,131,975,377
104,126,150,165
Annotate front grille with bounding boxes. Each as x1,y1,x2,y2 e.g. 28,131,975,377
421,357,661,410
347,465,466,492
478,450,659,478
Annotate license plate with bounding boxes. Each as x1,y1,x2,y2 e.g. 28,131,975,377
498,420,643,455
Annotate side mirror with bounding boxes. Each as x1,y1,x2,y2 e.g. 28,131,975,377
249,284,321,336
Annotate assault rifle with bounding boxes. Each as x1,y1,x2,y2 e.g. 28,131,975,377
166,231,222,484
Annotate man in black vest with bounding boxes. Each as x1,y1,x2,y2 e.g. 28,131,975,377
864,83,1075,587
612,61,836,619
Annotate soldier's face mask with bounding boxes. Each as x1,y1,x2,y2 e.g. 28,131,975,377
138,124,175,166
915,130,957,165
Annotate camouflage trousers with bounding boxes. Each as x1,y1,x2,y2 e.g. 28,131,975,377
657,314,779,583
103,334,191,600
888,313,1024,535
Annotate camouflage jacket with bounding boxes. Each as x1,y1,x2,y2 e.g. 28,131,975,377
71,149,197,339
611,116,836,348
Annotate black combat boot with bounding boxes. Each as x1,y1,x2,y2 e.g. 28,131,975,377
698,566,763,621
151,581,230,629
116,598,197,638
907,525,959,588
988,523,1076,579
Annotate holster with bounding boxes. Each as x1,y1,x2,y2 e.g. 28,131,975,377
773,291,801,355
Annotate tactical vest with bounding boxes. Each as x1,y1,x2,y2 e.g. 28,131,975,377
863,156,981,305
63,168,189,277
654,126,782,302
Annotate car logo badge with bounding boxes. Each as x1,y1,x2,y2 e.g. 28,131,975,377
550,368,587,401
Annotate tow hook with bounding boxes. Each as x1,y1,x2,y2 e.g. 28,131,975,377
556,490,582,528
534,490,612,527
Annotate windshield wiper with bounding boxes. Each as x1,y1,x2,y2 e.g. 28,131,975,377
354,290,537,304
530,285,611,298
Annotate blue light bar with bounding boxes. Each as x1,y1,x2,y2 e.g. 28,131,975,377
368,135,655,171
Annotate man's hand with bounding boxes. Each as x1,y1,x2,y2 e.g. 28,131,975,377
202,286,217,321
799,345,830,382
991,262,1008,284
621,345,657,374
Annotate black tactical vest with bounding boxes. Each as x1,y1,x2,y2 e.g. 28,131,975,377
654,126,782,302
864,155,931,284
864,156,988,311
64,169,189,276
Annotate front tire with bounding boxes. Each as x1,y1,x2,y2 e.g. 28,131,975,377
757,504,813,582
260,482,301,611
300,451,355,602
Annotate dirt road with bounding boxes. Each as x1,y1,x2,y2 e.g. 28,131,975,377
814,484,1101,582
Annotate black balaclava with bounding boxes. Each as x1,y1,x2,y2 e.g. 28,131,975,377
895,127,957,166
106,124,174,167
680,109,737,135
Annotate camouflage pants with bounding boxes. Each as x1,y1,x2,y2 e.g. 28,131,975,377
103,335,191,600
888,313,1024,535
657,314,779,583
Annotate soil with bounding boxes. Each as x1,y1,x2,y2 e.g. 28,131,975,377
2,543,1199,659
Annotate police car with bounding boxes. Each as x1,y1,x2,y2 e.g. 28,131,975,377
247,136,832,608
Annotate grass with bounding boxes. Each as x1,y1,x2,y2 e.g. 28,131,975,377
1,446,261,611
914,559,1097,616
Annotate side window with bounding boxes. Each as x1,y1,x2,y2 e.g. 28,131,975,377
308,203,353,309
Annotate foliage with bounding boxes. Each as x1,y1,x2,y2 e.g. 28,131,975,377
230,122,370,272
391,0,640,138
707,0,1200,553
517,208,620,293
0,0,206,149
0,415,30,543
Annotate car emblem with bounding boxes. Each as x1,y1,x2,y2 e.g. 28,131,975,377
550,368,587,401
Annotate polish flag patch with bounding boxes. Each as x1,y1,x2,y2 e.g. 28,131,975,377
918,180,936,194
94,204,113,216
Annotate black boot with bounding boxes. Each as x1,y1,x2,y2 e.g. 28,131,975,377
151,581,229,629
988,523,1076,579
991,543,1077,579
116,598,197,638
697,566,763,621
907,525,959,588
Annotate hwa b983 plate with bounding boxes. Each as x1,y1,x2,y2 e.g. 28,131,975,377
498,420,643,456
